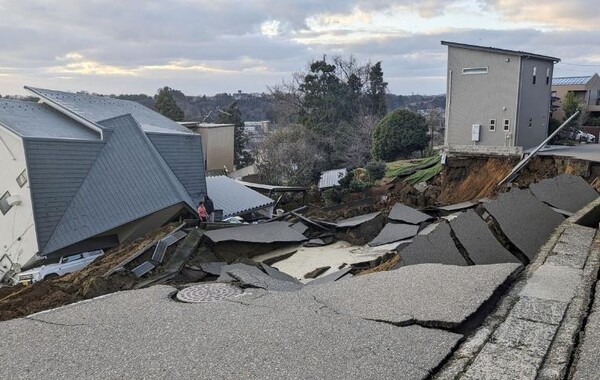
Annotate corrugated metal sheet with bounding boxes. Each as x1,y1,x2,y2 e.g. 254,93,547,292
206,176,275,218
318,168,347,189
26,87,193,135
552,76,592,86
0,99,100,140
148,133,206,205
25,139,105,250
42,114,193,255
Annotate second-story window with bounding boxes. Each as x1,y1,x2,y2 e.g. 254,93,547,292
503,119,510,131
489,119,496,131
546,68,550,85
533,66,537,85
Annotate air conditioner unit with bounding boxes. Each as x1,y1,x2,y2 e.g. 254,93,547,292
471,124,481,142
6,195,21,206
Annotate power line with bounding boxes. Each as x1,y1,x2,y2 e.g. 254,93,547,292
557,62,600,67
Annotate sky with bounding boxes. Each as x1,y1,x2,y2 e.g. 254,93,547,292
1,0,600,96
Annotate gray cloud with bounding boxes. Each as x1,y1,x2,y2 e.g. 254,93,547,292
0,0,599,96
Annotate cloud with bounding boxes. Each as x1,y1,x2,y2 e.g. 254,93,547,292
0,0,599,96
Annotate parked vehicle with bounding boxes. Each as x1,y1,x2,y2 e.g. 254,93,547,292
574,130,596,143
16,250,104,285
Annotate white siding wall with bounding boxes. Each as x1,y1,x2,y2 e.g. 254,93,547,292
446,47,520,147
0,127,38,269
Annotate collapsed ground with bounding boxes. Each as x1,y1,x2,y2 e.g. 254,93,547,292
1,155,599,321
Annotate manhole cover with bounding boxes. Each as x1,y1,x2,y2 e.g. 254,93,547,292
176,283,242,303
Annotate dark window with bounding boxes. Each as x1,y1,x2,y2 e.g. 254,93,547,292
16,169,27,188
528,118,533,128
0,191,12,215
503,119,510,131
546,68,550,85
533,66,537,85
489,119,496,131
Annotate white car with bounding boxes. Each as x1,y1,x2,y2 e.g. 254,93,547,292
575,130,596,143
16,250,104,285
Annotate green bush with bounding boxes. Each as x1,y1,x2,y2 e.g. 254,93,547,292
365,160,386,181
322,188,344,205
371,108,429,161
348,179,372,192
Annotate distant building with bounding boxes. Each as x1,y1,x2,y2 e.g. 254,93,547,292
180,122,234,172
551,74,600,121
442,41,560,154
0,87,206,276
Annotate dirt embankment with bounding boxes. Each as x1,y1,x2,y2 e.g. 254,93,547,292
0,223,178,321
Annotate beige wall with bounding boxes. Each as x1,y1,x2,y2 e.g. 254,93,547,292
195,126,234,171
445,47,520,148
0,127,39,271
552,74,600,120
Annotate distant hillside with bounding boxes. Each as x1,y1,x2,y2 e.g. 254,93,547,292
2,91,445,123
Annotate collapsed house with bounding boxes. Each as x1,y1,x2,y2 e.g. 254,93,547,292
0,87,206,278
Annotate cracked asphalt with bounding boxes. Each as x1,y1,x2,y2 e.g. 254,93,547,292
0,263,520,379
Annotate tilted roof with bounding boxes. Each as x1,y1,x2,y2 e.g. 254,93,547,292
39,114,194,255
441,41,560,62
552,76,593,86
318,168,347,189
206,175,275,218
25,87,193,135
0,99,100,140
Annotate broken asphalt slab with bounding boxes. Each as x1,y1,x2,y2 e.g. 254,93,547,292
298,263,522,330
203,221,307,244
326,211,381,228
398,223,468,266
388,203,432,224
3,285,462,379
368,223,419,247
484,188,565,261
449,209,521,265
530,174,599,213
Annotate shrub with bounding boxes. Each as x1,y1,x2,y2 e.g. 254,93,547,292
371,109,429,161
365,160,386,181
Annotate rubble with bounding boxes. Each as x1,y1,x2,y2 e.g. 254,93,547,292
529,173,599,213
368,223,419,247
388,203,432,224
398,223,468,266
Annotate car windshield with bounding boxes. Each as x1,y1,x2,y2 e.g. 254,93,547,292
61,254,83,263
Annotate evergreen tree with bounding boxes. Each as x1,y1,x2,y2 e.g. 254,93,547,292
367,62,388,118
217,101,253,168
154,87,184,121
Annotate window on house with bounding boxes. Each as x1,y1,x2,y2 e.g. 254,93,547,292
546,68,550,85
503,119,510,131
528,118,533,128
16,169,27,188
532,66,537,84
0,191,12,215
489,119,496,131
462,67,488,75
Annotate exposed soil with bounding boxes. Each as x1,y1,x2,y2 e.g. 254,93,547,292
0,223,178,321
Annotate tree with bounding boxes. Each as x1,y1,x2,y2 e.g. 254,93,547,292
562,91,586,130
367,62,388,118
255,124,324,186
371,109,429,161
154,87,184,121
217,101,253,168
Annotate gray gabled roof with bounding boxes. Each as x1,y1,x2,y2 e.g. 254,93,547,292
0,99,100,140
552,76,594,86
441,41,560,62
41,114,194,255
25,86,193,135
206,175,275,218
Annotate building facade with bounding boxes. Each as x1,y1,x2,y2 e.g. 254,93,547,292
551,74,600,121
180,122,235,173
443,41,560,153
